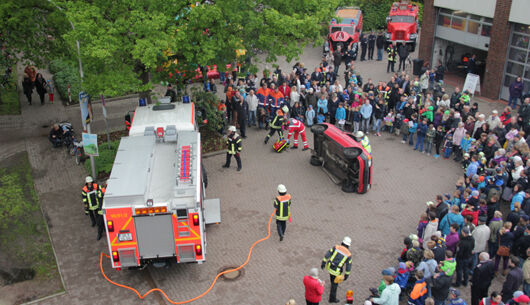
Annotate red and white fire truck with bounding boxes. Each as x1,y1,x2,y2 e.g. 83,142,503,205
385,1,419,51
102,102,221,269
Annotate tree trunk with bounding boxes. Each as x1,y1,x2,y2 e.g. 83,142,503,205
136,62,152,104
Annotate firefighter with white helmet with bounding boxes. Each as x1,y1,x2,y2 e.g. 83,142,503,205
273,184,291,241
354,131,372,154
82,176,105,240
321,236,353,303
223,125,242,171
264,106,289,144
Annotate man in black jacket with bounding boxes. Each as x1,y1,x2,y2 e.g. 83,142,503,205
450,87,462,109
502,256,524,302
360,34,368,61
518,97,530,134
435,195,449,221
376,32,385,61
368,31,376,60
398,43,409,72
333,46,343,75
455,227,475,287
471,252,495,305
431,272,452,305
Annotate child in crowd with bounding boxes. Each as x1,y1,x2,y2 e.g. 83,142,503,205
438,250,456,277
305,105,315,127
408,117,418,146
352,106,361,133
335,102,346,130
425,124,436,155
417,213,429,243
434,125,445,158
316,109,326,124
401,118,410,143
383,111,395,134
443,135,453,159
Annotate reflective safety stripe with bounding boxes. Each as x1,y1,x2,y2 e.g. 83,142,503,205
275,194,291,221
361,137,372,153
325,245,351,276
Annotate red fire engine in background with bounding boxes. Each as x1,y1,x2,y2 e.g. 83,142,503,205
385,1,419,51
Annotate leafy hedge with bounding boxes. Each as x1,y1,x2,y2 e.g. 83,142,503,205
0,68,20,115
190,88,225,134
49,59,81,104
84,139,120,177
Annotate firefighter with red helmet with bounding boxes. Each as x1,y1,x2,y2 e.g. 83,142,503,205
82,176,105,240
285,118,309,150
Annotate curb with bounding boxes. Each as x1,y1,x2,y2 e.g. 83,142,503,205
202,150,225,158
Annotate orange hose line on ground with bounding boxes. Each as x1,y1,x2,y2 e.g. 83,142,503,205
100,211,275,304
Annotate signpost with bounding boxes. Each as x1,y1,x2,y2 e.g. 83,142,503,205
101,95,111,149
80,91,96,178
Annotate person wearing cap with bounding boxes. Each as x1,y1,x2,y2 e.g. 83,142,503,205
303,267,324,305
368,268,401,305
501,256,524,302
447,289,466,305
321,237,353,303
223,125,242,171
273,184,291,242
487,110,502,130
509,292,530,305
81,176,105,240
454,226,475,287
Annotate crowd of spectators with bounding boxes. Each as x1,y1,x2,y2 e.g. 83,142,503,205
205,49,530,305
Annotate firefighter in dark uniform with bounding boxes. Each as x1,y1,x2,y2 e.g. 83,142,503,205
82,176,105,240
222,125,242,171
321,236,353,303
386,43,397,73
264,106,289,144
273,184,291,241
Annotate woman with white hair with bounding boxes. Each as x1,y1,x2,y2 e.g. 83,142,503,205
453,122,466,160
303,267,324,305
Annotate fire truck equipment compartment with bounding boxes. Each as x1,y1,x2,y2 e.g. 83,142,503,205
204,198,221,224
135,214,176,259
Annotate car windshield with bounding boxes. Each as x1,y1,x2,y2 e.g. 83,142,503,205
390,15,415,23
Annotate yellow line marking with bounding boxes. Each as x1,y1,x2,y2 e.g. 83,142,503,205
111,217,133,246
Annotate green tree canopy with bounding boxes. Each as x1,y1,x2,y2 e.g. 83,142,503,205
0,0,69,68
57,0,341,98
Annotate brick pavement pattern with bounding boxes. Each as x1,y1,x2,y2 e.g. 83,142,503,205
0,46,509,305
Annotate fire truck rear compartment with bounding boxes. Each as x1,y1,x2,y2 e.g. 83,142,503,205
135,214,176,259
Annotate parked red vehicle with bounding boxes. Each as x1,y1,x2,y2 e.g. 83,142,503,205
310,123,372,194
385,1,419,51
324,7,363,59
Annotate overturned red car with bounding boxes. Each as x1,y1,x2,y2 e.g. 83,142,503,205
310,123,372,194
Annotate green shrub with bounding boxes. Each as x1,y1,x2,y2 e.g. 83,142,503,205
49,59,81,104
190,87,224,134
0,67,20,115
84,139,120,176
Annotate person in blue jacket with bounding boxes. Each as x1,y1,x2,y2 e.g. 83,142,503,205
335,102,346,130
415,118,428,152
305,105,315,127
408,116,418,146
439,205,465,236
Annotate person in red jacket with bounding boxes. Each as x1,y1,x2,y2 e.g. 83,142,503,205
279,81,291,104
304,267,325,305
285,118,309,150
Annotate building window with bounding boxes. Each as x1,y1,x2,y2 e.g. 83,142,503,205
437,8,493,37
503,23,530,99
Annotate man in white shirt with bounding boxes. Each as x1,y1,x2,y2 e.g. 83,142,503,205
472,216,491,272
246,89,259,127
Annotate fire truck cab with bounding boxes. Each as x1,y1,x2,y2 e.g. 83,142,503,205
103,102,220,269
324,7,363,58
385,1,419,52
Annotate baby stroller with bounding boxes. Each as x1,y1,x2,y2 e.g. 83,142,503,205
59,122,74,148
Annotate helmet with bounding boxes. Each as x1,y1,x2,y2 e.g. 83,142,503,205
289,118,296,125
342,236,352,247
85,176,93,183
228,125,236,132
354,131,364,139
282,106,289,113
277,184,287,193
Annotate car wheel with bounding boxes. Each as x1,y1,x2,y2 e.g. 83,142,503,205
311,124,327,135
310,155,322,166
341,179,357,193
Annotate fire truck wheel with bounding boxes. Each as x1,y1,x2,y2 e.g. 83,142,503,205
311,124,327,135
341,179,357,193
310,155,322,166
